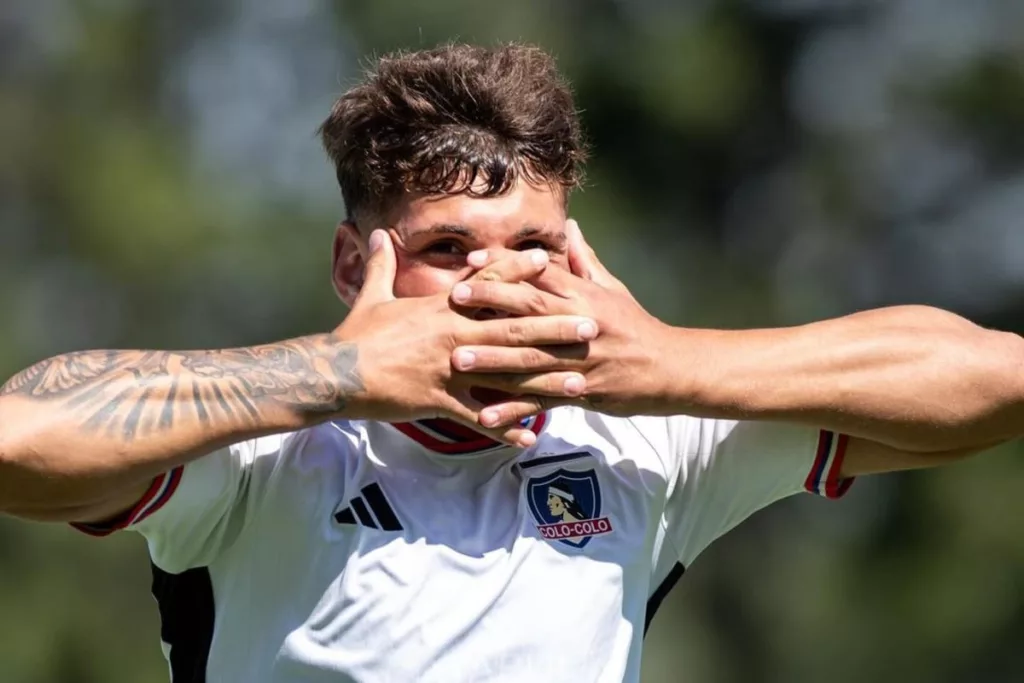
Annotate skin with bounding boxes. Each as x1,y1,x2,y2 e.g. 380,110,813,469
337,179,1024,477
332,181,572,305
0,180,596,523
2,175,1021,524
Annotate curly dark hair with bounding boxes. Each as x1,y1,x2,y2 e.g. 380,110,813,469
318,42,587,225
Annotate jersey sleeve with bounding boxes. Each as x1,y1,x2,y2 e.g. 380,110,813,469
71,434,290,572
660,417,854,567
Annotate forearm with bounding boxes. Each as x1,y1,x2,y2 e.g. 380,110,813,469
0,334,363,515
661,306,1024,451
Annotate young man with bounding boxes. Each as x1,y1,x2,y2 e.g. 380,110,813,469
0,43,1021,683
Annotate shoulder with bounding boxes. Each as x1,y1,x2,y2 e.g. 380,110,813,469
242,420,365,476
546,407,701,474
554,407,701,449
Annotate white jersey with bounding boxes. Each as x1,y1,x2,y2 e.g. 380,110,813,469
74,408,852,682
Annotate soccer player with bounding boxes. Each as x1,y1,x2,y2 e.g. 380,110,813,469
0,43,1021,683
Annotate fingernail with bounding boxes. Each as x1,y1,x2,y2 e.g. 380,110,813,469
452,283,472,303
564,375,585,395
530,250,548,267
481,409,499,427
468,250,488,267
517,432,537,448
369,230,384,253
454,349,475,369
577,320,597,340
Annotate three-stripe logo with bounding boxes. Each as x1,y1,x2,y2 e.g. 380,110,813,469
334,482,403,531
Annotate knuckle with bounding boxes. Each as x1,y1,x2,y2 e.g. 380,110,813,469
507,320,528,344
503,407,524,425
504,257,531,283
527,290,548,314
521,347,546,369
442,330,460,352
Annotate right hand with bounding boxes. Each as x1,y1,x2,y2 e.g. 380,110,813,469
331,230,598,446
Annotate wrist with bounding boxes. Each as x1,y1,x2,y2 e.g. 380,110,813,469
218,332,370,425
314,332,372,420
643,323,695,415
645,325,724,417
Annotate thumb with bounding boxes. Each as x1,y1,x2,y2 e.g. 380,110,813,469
355,229,397,305
566,219,618,289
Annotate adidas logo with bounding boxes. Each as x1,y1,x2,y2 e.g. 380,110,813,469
334,482,403,531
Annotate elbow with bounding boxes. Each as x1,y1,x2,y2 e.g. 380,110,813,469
0,401,64,519
946,327,1024,446
0,423,36,519
0,446,86,522
0,404,22,516
896,323,1024,452
0,402,134,523
993,329,1024,437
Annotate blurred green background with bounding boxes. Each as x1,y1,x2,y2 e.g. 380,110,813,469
2,1,1024,681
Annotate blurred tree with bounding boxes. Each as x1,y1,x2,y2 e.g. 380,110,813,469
1,1,1022,682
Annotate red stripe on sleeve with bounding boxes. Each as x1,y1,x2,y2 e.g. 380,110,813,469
803,430,831,494
134,466,183,524
823,433,854,499
69,466,184,536
70,472,165,536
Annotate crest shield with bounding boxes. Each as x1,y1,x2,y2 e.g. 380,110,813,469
526,468,612,548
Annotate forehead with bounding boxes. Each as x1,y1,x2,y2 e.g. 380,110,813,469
390,179,567,241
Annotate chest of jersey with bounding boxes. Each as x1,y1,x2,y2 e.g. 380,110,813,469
233,420,669,682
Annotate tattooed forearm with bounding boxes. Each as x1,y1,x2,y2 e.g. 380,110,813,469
0,335,364,442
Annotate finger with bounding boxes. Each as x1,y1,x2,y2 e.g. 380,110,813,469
478,396,569,430
466,316,598,347
566,219,625,292
451,344,589,373
354,229,397,305
528,261,591,299
460,371,587,398
566,219,594,281
467,249,549,284
442,394,538,447
450,281,572,317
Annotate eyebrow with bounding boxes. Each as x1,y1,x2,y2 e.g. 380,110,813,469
417,224,474,237
515,225,568,246
411,223,567,246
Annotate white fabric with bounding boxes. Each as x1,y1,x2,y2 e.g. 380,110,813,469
124,408,849,683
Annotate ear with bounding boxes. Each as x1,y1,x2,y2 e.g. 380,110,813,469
331,221,367,308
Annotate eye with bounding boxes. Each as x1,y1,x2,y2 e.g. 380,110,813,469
422,240,466,256
516,240,553,252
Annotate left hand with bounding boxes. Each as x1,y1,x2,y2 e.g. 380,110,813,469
450,219,675,426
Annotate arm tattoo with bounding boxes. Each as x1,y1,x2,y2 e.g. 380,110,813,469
0,336,364,442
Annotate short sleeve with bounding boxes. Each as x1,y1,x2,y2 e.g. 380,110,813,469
71,434,290,572
661,417,854,566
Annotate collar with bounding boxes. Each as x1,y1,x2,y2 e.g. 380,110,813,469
391,413,548,455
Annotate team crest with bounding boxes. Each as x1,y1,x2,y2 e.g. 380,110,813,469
527,468,614,548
